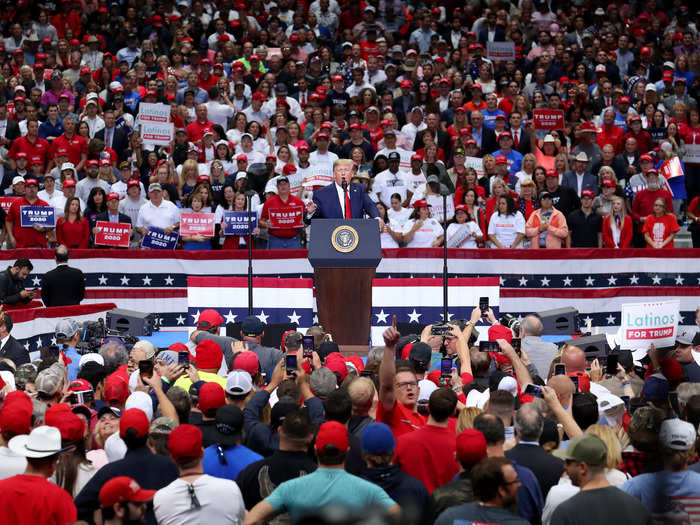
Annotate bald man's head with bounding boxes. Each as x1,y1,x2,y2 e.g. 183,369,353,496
547,375,575,407
562,346,586,373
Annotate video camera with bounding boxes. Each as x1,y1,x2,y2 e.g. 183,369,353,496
75,318,139,355
499,314,521,335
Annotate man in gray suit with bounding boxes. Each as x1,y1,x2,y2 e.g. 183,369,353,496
519,316,558,379
561,152,598,197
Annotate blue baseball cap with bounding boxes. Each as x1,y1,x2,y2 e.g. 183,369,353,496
241,315,265,336
361,422,396,455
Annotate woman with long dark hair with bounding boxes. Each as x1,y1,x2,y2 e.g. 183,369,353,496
487,194,525,248
446,204,483,248
56,197,90,248
84,187,107,231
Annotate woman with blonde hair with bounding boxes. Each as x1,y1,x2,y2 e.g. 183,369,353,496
516,153,537,185
178,159,199,198
456,407,484,434
592,169,618,217
585,425,628,485
602,196,633,248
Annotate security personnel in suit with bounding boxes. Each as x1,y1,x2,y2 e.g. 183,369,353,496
40,245,85,307
0,312,29,366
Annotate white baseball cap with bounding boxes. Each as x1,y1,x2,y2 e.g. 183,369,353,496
660,418,696,450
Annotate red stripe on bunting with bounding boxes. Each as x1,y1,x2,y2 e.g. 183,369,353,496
84,289,187,298
501,287,700,298
187,276,314,288
7,302,117,323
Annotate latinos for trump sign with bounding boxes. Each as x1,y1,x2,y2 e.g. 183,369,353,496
620,300,680,349
138,103,173,146
533,109,565,131
20,206,55,227
269,206,304,229
180,212,216,236
223,211,257,235
141,229,179,250
487,41,516,61
94,221,130,248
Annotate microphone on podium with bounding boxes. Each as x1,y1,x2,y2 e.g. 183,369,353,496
341,180,348,193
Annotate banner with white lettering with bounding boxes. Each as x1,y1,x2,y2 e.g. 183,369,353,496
620,300,680,349
660,157,683,179
0,196,19,214
20,206,55,227
685,144,700,165
464,156,484,177
269,206,304,229
487,41,516,61
138,103,173,146
94,221,130,248
141,228,179,250
302,165,334,189
533,109,565,131
180,212,215,236
223,211,258,235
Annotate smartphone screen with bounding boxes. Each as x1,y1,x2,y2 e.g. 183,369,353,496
285,354,297,373
571,375,579,392
78,390,94,405
178,351,190,368
440,358,453,377
511,338,521,354
554,363,566,376
479,341,498,352
302,336,314,358
139,360,154,379
524,383,544,398
479,296,489,317
606,354,619,376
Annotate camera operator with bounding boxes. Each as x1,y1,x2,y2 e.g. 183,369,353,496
55,318,82,382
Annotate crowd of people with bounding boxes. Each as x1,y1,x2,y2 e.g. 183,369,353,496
0,0,697,250
0,305,700,524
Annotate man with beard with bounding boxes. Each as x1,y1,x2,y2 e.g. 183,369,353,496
76,159,111,203
98,476,155,525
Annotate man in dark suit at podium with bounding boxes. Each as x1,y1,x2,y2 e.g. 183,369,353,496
40,245,85,307
306,159,381,224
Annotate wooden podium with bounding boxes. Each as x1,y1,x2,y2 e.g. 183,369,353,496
309,219,381,347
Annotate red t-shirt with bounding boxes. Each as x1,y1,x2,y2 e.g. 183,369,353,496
7,196,51,248
376,399,426,438
51,134,88,168
0,474,76,525
261,194,306,238
394,424,460,493
8,136,51,167
642,213,680,248
186,119,214,143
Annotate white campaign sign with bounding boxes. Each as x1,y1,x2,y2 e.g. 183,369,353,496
487,41,516,61
620,300,680,349
138,103,173,146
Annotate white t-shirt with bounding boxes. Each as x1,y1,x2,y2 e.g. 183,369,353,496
446,221,481,248
403,217,443,247
76,177,111,204
136,199,181,231
487,211,525,248
119,195,146,225
205,100,235,128
153,474,245,525
380,220,401,248
387,206,411,227
0,446,26,480
405,172,427,192
373,169,411,205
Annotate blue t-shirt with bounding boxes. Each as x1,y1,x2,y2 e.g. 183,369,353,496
265,467,396,521
492,149,524,174
64,346,81,382
202,444,263,482
622,469,700,515
483,109,507,129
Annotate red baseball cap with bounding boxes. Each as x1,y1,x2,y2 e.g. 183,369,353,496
332,74,344,82
400,79,412,88
55,147,69,156
127,179,140,188
456,429,488,465
639,153,653,162
380,118,392,127
581,189,595,199
297,142,310,151
104,376,129,405
99,477,156,508
315,421,349,452
488,324,512,344
197,382,225,413
236,154,248,162
602,178,616,187
194,339,223,370
168,424,203,463
581,121,596,132
316,132,330,140
640,46,651,55
0,404,32,436
411,153,423,162
233,351,259,375
413,198,430,208
24,178,38,187
320,121,333,129
45,404,86,444
283,164,297,175
349,122,361,130
455,204,469,213
197,309,224,329
87,159,99,167
105,192,119,201
545,169,558,177
197,174,210,183
619,96,631,104
119,408,149,438
472,83,483,92
459,127,471,136
325,354,348,382
495,155,508,165
663,71,674,81
63,178,77,188
68,379,92,392
498,131,512,140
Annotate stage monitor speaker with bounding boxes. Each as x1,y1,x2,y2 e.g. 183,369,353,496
559,334,609,362
396,323,427,338
536,307,580,335
226,322,298,349
106,308,156,336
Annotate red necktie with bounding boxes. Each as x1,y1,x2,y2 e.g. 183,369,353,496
301,93,306,108
345,188,352,219
514,131,519,149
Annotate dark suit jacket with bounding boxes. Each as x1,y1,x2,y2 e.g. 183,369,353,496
95,211,132,225
95,127,129,160
40,264,86,307
0,335,29,366
477,27,506,46
561,171,599,195
412,129,452,159
513,129,532,156
611,153,639,182
4,119,20,144
310,182,379,220
474,126,498,155
505,443,564,498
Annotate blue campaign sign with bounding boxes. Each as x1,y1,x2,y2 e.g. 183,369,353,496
223,210,257,235
20,206,55,227
141,228,179,250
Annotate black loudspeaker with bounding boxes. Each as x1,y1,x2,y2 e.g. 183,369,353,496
106,308,157,336
560,334,610,362
536,307,580,335
396,323,426,338
226,322,298,350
